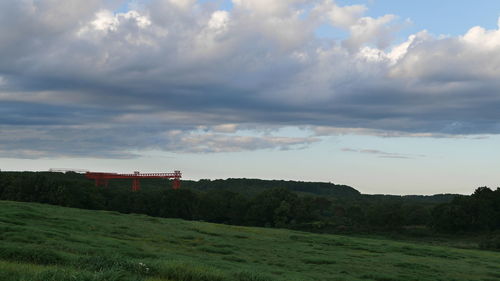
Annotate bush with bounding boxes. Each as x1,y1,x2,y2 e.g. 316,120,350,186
479,235,500,251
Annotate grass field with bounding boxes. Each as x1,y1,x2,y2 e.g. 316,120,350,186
0,200,499,281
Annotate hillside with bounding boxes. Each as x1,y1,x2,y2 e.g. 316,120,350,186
1,200,499,281
183,178,361,197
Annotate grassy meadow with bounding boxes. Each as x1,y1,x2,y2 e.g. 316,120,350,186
0,200,499,281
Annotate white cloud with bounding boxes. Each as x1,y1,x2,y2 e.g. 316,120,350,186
389,24,500,82
91,10,119,31
386,33,418,63
168,0,197,10
212,124,239,133
461,18,500,49
343,14,399,51
208,10,230,31
232,0,308,16
315,0,367,29
87,9,151,32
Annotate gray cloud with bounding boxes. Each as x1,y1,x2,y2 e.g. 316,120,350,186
1,0,500,158
341,148,424,159
0,125,319,158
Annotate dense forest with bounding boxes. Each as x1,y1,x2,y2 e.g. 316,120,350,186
1,171,499,250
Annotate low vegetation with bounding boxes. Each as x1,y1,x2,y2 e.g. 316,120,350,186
1,200,500,281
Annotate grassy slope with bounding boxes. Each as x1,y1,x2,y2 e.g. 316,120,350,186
0,201,499,281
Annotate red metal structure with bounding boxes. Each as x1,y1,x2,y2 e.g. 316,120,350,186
85,170,182,191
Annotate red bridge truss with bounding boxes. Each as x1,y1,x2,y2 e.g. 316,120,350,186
85,170,182,191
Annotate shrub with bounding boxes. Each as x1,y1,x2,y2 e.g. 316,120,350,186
479,236,500,251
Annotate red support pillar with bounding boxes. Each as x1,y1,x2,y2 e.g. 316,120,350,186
172,178,181,190
132,178,141,191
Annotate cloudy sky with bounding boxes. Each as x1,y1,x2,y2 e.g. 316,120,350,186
2,0,500,194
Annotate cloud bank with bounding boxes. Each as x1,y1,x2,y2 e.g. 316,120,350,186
1,0,500,158
341,147,424,159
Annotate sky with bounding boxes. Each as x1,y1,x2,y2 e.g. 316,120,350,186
1,0,500,195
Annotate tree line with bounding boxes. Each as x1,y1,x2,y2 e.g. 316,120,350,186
0,171,498,249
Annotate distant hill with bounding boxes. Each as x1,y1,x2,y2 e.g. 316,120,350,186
362,193,460,204
184,179,459,203
182,178,361,197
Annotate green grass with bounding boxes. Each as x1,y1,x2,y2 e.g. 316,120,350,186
1,201,499,281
